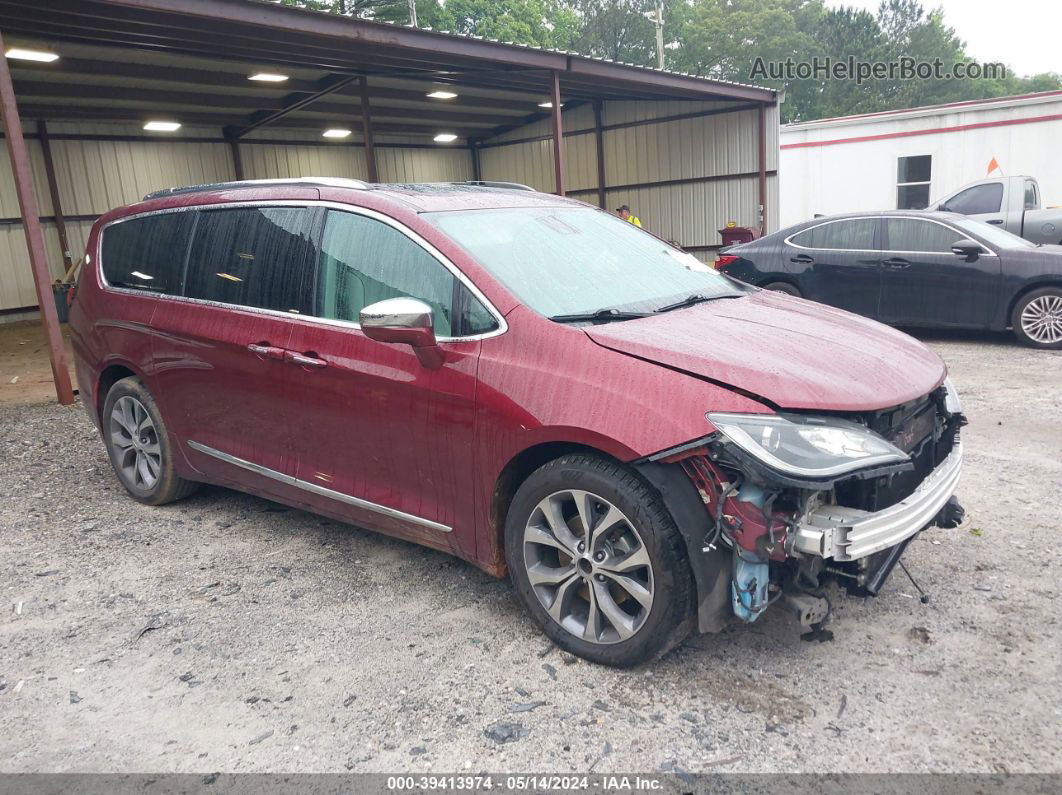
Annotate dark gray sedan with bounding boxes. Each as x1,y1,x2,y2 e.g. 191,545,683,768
719,211,1062,349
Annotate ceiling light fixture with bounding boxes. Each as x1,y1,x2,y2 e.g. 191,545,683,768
427,90,458,99
322,128,352,138
248,72,289,82
538,101,563,109
5,48,59,62
143,121,181,132
433,133,458,143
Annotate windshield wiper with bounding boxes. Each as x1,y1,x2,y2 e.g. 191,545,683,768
549,307,652,324
654,293,738,314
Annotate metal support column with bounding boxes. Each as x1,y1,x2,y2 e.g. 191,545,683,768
550,70,566,196
227,134,245,181
757,103,768,236
0,31,75,405
36,120,73,272
359,76,378,182
593,99,606,208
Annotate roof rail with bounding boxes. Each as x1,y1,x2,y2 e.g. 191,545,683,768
454,180,536,192
142,177,371,201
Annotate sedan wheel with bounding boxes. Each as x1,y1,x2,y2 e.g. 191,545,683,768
1012,287,1062,349
523,489,654,645
1019,294,1062,346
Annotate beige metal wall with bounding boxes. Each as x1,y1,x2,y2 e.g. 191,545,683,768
0,122,474,313
479,100,780,262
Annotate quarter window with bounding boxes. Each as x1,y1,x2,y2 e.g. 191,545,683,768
896,155,932,209
883,219,963,253
316,210,496,338
101,212,194,294
183,207,317,314
790,219,877,250
1024,180,1039,210
942,183,1003,215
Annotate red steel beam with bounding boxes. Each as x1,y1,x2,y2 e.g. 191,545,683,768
0,31,75,405
359,76,378,183
550,70,565,196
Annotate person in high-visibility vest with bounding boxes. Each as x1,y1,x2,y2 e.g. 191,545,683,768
615,204,642,228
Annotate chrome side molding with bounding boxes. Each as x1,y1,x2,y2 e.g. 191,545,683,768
187,440,452,533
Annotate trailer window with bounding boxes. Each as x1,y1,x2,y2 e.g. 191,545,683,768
896,155,932,209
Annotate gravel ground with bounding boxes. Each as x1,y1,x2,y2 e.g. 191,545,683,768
1,331,1059,775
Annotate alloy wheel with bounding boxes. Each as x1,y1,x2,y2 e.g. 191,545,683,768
1020,294,1062,345
109,395,162,490
522,489,654,644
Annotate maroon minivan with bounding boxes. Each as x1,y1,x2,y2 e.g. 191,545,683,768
71,178,965,666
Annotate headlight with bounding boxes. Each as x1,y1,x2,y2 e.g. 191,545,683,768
943,376,962,415
707,412,909,479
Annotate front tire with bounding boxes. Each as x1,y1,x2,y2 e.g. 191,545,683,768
1011,287,1062,349
505,454,695,667
101,376,199,505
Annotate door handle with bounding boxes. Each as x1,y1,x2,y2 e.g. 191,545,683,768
247,343,286,360
285,351,328,369
882,257,911,269
987,219,1004,225
790,254,814,264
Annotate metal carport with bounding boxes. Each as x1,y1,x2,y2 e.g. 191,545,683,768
0,0,778,404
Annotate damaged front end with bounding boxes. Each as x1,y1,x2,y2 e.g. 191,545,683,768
636,378,966,636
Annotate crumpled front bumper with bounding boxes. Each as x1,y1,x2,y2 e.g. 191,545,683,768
792,442,963,562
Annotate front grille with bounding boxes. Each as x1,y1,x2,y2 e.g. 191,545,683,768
834,388,958,512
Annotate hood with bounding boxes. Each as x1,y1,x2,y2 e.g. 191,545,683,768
585,291,946,412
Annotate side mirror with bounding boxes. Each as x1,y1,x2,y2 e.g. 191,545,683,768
360,297,444,369
951,238,983,259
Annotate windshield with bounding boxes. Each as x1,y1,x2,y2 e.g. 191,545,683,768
425,207,744,318
953,217,1036,249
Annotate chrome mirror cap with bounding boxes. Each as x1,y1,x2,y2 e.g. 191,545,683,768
360,297,434,330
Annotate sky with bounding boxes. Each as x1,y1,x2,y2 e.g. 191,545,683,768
827,0,1060,77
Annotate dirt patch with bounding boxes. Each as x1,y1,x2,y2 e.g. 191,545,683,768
0,332,1059,774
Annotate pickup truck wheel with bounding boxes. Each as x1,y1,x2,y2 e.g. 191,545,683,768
505,454,695,667
102,376,199,505
763,281,801,297
1011,287,1062,349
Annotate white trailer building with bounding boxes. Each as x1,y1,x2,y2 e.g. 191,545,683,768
779,90,1062,228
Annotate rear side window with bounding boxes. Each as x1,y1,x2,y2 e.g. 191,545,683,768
943,183,1003,215
884,219,963,253
184,207,317,314
101,212,193,293
316,210,497,337
1024,180,1039,210
790,219,876,250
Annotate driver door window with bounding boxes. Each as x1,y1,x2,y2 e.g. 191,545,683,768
315,210,496,338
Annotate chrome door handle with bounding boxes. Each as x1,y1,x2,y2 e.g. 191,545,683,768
882,257,911,269
285,351,328,368
247,343,286,360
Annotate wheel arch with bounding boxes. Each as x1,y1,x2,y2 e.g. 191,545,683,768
488,439,627,576
95,361,140,426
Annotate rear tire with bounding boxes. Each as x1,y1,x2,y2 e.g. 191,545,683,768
762,281,801,297
101,376,199,505
1011,287,1062,349
504,454,695,667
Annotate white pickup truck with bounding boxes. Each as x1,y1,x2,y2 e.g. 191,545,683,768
928,176,1062,245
